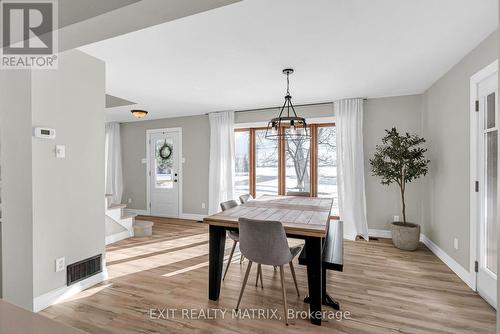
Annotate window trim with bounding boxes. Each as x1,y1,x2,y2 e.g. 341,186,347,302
235,122,339,219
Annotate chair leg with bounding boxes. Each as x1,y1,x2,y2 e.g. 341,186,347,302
279,265,288,326
259,264,264,288
289,261,300,297
255,263,261,287
236,261,253,310
240,254,245,264
223,240,237,281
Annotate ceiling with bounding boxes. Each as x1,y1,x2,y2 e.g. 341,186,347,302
78,0,498,122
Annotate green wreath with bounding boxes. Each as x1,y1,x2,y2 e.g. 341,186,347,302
157,141,173,169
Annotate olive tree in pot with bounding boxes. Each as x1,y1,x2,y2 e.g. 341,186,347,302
369,128,430,251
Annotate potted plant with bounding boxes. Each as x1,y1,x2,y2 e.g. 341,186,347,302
369,128,430,251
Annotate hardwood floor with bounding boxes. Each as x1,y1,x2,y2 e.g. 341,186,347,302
41,217,496,334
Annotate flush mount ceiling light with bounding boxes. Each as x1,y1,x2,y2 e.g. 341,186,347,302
131,109,148,118
265,68,310,140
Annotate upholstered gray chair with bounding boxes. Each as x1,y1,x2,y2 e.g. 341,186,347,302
239,193,253,204
236,218,302,326
220,200,246,280
286,191,311,197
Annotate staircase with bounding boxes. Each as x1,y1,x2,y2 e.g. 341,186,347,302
105,194,136,245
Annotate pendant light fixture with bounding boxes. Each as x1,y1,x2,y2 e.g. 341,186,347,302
265,68,310,140
131,109,148,118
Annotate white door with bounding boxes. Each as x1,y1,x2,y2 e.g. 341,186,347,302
148,129,181,217
475,70,498,308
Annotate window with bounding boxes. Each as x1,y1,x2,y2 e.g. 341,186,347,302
317,125,338,216
234,130,250,198
285,128,311,194
255,129,279,196
155,138,174,189
234,123,338,217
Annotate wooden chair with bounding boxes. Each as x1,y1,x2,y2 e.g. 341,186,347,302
236,218,302,326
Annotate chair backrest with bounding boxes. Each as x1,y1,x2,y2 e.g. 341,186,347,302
239,194,253,204
286,191,311,197
220,200,238,211
238,218,293,266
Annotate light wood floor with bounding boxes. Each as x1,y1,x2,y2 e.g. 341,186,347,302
41,217,496,334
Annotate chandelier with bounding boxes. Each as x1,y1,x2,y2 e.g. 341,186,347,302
265,68,310,140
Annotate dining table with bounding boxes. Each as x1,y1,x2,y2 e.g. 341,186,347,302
204,195,333,326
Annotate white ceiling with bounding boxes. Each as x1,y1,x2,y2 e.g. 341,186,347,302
79,0,498,122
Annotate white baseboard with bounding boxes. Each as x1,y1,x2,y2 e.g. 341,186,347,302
105,230,133,245
124,209,148,216
368,229,392,239
368,229,474,290
179,213,206,221
124,210,205,222
33,269,108,312
419,234,475,290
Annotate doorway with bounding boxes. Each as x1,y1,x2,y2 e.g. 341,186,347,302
146,128,182,218
470,60,498,309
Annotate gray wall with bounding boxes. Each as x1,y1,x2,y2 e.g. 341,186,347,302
121,115,210,215
0,50,105,309
422,30,498,270
120,96,424,227
364,95,424,230
31,50,106,297
0,70,34,310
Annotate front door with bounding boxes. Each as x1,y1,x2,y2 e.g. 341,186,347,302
148,129,180,217
475,69,498,308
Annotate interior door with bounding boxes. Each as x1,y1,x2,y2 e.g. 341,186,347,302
149,130,180,217
476,71,498,308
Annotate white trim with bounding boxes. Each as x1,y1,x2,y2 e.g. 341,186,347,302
420,234,475,290
234,116,336,129
146,127,183,218
124,208,148,216
179,213,206,221
469,59,498,291
105,230,133,245
368,229,392,239
368,229,475,290
33,269,108,312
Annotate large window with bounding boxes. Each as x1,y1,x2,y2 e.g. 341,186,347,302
234,130,250,198
234,123,338,217
255,129,279,196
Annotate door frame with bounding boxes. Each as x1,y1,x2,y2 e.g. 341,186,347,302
469,59,498,296
146,127,183,218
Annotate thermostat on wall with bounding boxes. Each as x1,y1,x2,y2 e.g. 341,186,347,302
34,127,56,139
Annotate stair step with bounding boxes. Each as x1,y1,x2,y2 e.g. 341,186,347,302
121,213,137,220
108,204,126,210
134,220,154,237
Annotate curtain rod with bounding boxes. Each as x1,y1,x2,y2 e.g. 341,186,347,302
205,98,368,115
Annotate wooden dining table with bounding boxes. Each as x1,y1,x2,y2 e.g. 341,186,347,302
204,195,333,326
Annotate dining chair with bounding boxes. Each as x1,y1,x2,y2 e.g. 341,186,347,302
236,217,302,326
220,200,246,281
239,193,253,204
286,191,311,197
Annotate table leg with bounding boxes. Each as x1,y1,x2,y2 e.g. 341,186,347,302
209,225,226,301
304,267,341,310
305,236,322,326
322,267,340,310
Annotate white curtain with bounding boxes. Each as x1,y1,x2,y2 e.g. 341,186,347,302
105,122,123,205
208,111,235,215
335,98,369,241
